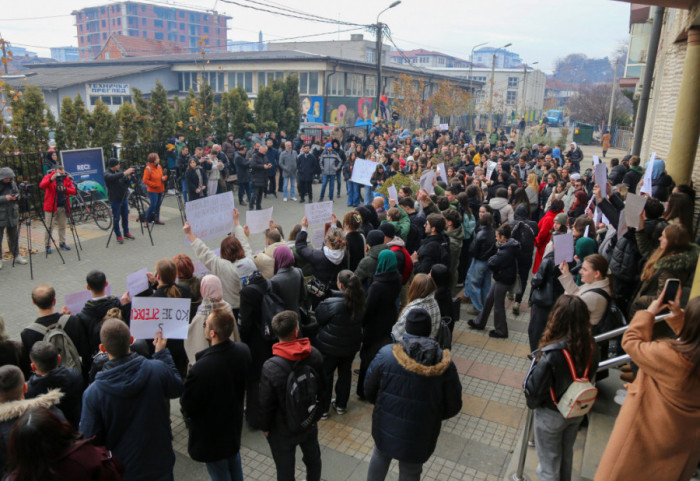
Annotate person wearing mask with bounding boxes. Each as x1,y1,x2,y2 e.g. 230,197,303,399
0,167,26,266
357,250,402,400
364,307,462,481
185,274,241,369
142,153,167,225
180,308,251,481
104,159,136,244
524,295,599,481
39,164,77,253
595,291,700,481
279,141,298,202
315,270,364,419
468,223,520,338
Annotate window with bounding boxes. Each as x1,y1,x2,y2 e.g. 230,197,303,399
154,20,163,28
438,57,445,64
90,96,98,105
364,76,377,97
100,96,112,105
508,77,519,88
230,71,253,93
115,5,120,12
180,23,185,30
506,91,517,104
141,5,146,12
298,72,319,95
128,29,138,36
101,19,106,27
155,32,164,40
346,73,363,96
112,96,122,105
258,71,284,88
102,33,107,40
203,26,209,33
168,32,177,41
180,35,185,42
384,77,394,97
100,7,105,14
179,11,185,18
366,48,375,63
308,72,318,95
327,73,344,96
203,15,208,21
117,18,121,25
143,31,147,38
80,24,83,32
168,21,175,30
142,18,146,25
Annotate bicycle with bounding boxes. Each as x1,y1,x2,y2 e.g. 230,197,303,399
70,183,113,231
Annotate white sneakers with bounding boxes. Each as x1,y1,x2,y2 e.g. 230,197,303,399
15,256,28,265
283,198,288,202
291,197,298,201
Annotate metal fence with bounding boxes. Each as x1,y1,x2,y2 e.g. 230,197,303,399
611,125,633,152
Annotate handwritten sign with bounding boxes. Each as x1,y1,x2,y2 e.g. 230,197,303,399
305,201,333,227
485,161,497,180
130,297,190,340
439,123,449,131
387,185,398,203
437,163,447,181
126,268,149,296
246,207,273,234
350,159,377,187
420,170,436,195
64,286,112,315
594,162,607,197
553,232,574,265
640,156,654,195
310,228,326,249
185,192,235,244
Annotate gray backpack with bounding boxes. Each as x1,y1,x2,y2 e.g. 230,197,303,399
27,315,82,371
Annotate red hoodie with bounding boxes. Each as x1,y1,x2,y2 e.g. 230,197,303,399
272,337,312,361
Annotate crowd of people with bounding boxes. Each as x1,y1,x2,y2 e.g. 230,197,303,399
0,123,699,481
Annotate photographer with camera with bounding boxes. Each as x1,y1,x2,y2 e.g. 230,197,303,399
0,168,27,268
143,153,167,225
104,158,135,244
39,165,76,254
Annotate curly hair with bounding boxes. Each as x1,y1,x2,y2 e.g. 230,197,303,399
538,295,593,372
325,227,346,250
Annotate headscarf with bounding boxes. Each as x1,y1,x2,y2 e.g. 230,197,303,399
375,249,397,274
575,237,597,260
651,158,666,180
199,275,224,316
273,245,295,274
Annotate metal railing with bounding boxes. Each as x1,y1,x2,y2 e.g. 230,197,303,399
510,312,673,481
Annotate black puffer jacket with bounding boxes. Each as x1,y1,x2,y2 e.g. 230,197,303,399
414,234,448,274
362,271,402,342
469,225,496,261
315,293,363,358
652,173,674,202
364,337,462,464
529,251,564,307
488,238,520,284
609,229,641,284
77,296,131,357
608,164,627,185
524,340,600,411
249,151,268,186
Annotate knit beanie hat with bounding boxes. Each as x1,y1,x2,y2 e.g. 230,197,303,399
366,230,385,247
554,213,568,225
379,223,396,240
404,308,432,337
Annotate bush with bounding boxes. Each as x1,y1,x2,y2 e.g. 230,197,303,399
375,172,420,199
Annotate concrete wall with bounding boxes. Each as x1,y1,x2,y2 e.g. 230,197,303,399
268,40,390,65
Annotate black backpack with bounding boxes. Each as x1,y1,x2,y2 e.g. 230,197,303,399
511,221,535,253
436,316,454,350
271,357,321,434
590,288,627,335
251,281,286,342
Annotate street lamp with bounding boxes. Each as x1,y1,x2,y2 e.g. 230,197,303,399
521,61,538,122
487,42,512,132
468,42,488,130
375,0,401,123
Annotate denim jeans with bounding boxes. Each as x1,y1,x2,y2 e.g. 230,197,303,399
110,199,129,237
282,175,295,199
180,178,188,202
364,185,373,205
464,259,491,313
146,192,163,222
534,407,582,481
205,453,243,481
336,171,342,195
238,181,252,204
347,181,361,206
367,446,422,481
266,426,321,481
319,174,335,200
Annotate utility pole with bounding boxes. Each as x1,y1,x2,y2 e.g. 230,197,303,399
487,43,511,132
607,59,619,132
375,22,383,123
521,64,528,119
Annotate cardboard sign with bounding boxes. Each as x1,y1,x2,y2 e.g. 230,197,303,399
246,207,273,234
64,286,112,315
553,232,575,265
185,192,235,244
305,201,333,227
420,170,436,195
387,185,398,203
130,297,190,340
126,268,149,296
350,159,377,187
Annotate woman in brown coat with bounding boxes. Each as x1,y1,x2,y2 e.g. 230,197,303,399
595,289,700,481
601,131,611,158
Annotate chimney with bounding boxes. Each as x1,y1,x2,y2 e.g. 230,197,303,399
350,34,364,41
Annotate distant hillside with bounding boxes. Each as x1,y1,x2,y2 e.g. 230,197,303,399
553,54,614,84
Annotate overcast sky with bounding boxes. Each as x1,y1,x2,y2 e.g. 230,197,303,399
2,0,631,73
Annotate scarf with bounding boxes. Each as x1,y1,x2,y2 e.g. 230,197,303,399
273,245,295,273
375,249,397,273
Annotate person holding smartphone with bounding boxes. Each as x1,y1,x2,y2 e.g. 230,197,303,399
0,168,27,268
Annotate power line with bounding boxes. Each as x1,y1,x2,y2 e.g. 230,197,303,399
1,14,72,21
220,0,366,27
241,0,363,27
384,31,429,75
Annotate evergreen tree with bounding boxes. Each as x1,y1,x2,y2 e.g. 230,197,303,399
231,88,252,137
132,88,152,144
10,85,51,153
54,96,75,151
281,74,301,135
72,95,91,149
117,101,139,147
90,99,118,156
150,79,174,142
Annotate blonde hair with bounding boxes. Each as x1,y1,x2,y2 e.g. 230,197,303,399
527,173,539,191
325,227,346,250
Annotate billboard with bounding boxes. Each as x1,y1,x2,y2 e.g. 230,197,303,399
60,148,107,197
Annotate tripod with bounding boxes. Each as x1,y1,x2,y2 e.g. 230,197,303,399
130,174,155,246
46,175,81,262
15,194,36,279
164,168,186,225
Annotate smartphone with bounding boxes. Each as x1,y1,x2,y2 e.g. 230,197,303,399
663,278,681,303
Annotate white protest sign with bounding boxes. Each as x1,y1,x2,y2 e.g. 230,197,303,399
486,161,497,180
586,197,595,214
553,232,575,265
126,268,149,296
192,248,219,278
387,185,398,203
640,158,654,195
305,201,333,227
594,162,607,197
592,155,600,165
184,192,235,244
584,225,590,238
420,170,436,195
350,159,377,186
130,296,190,340
439,123,449,131
310,228,326,249
246,207,273,234
64,286,112,314
618,208,628,239
624,193,647,229
437,163,447,181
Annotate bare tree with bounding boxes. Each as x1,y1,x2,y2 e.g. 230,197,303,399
567,83,632,126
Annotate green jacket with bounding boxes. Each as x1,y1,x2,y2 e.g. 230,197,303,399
381,205,410,241
489,132,499,144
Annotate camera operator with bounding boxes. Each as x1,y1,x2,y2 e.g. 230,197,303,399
104,158,135,244
39,165,76,254
0,168,27,268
